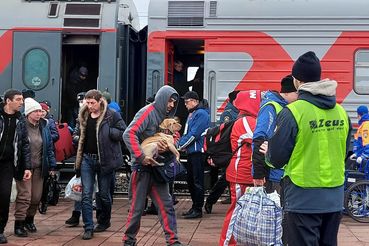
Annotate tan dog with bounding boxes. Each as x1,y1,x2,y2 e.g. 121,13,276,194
141,118,182,165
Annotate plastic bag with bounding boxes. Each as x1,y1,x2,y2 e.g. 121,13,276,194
267,190,281,207
65,175,82,202
10,179,17,202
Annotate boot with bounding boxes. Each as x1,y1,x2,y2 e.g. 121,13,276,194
25,216,37,232
14,220,28,237
65,211,80,227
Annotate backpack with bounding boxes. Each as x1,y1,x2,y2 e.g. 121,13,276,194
38,174,61,214
204,115,247,168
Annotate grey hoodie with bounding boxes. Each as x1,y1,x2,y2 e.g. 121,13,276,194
123,86,178,165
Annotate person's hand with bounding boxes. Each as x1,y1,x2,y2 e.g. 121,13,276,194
357,156,363,164
23,170,32,181
142,156,161,166
259,141,268,155
253,178,265,187
349,153,357,161
76,169,81,178
157,139,169,153
49,171,55,175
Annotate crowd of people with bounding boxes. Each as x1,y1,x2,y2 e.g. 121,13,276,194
0,51,357,246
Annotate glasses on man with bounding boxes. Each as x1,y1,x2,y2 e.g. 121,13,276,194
184,99,194,104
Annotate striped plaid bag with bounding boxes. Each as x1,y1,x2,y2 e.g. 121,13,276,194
232,187,283,246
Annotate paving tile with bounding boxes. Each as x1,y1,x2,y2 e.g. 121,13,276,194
2,197,369,245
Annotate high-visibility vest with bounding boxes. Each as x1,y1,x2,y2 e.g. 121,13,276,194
286,100,349,188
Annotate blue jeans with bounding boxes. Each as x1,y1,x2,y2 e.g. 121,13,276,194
66,106,78,129
74,201,82,211
81,154,113,229
187,152,206,213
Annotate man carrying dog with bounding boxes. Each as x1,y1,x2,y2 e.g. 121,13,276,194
123,85,187,246
178,91,210,219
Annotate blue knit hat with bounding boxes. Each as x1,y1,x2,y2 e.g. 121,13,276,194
357,105,368,116
292,51,321,82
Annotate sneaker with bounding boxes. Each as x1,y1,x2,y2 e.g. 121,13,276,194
0,234,7,244
93,223,111,233
204,202,213,214
123,240,137,246
82,229,94,240
184,210,202,219
181,209,193,216
221,197,231,204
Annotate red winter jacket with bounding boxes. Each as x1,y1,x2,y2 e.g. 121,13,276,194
226,90,261,184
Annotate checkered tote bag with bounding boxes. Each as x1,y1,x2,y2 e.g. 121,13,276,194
232,187,283,246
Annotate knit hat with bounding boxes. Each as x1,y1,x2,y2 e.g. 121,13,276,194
228,90,241,104
40,103,49,111
357,105,368,116
280,75,296,93
24,98,42,116
101,91,112,102
78,67,88,76
292,51,321,82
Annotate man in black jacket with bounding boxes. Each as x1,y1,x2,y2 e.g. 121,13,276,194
0,89,31,244
74,90,126,240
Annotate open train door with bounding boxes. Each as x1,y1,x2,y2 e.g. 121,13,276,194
12,32,61,119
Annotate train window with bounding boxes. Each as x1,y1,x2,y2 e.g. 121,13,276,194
48,1,60,18
23,49,50,91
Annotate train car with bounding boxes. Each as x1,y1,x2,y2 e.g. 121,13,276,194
147,0,369,127
0,0,147,124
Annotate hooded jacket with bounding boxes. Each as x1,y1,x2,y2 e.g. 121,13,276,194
252,90,289,182
226,90,261,184
123,86,179,166
0,106,31,180
353,113,369,158
75,98,126,174
178,99,210,154
267,79,352,213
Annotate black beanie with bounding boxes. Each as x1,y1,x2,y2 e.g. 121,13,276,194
292,51,321,82
228,90,241,104
280,75,296,93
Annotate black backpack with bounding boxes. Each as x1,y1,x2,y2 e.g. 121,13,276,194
204,115,247,168
38,174,61,214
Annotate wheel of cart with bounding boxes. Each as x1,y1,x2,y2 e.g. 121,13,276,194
344,180,369,223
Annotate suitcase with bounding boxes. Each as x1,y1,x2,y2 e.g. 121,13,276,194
54,123,76,162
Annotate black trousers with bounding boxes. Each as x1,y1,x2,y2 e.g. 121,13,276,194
0,160,14,233
206,169,229,205
285,211,341,246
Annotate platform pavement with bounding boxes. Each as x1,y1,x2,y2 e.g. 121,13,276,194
2,197,369,245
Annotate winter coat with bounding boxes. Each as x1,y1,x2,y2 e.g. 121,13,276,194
65,68,93,109
266,79,352,213
44,112,59,143
226,90,261,184
37,118,57,178
123,85,179,166
252,90,289,182
75,99,126,174
179,99,210,155
0,106,31,180
353,113,369,158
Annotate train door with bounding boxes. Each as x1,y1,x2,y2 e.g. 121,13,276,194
12,32,61,119
166,41,174,86
60,35,99,124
